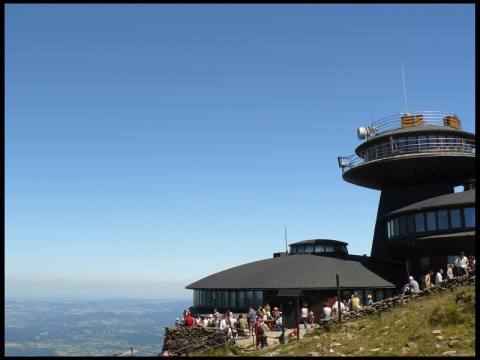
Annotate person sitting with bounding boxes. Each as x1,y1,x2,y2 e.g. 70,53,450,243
323,303,332,320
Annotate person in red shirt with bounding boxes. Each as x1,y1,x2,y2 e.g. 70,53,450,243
185,314,195,327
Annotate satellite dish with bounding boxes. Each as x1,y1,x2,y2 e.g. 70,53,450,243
357,127,367,140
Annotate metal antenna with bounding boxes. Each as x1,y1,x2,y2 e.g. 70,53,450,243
401,63,409,115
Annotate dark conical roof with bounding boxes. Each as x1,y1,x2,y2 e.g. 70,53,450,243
186,253,404,290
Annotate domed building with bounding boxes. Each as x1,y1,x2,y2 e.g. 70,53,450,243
186,110,475,322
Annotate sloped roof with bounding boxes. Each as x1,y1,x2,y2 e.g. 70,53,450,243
186,253,404,290
383,189,475,218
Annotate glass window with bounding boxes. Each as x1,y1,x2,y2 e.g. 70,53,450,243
386,289,394,298
305,244,314,253
394,218,399,236
325,245,334,252
237,291,245,310
407,136,417,152
254,291,263,309
297,245,305,253
437,210,448,230
464,207,475,227
415,213,425,232
216,290,222,308
211,291,216,308
418,135,427,151
426,211,437,231
450,209,461,228
397,137,406,152
229,291,236,309
314,244,324,252
387,221,392,238
407,214,415,233
420,256,430,274
222,290,228,308
375,289,384,301
290,247,297,255
428,135,438,150
399,216,407,235
246,291,253,309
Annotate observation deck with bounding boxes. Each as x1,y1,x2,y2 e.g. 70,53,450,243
338,111,476,190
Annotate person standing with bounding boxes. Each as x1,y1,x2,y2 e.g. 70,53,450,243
351,293,361,311
332,296,345,318
455,251,468,276
301,304,308,329
248,308,256,335
185,313,195,327
366,295,373,306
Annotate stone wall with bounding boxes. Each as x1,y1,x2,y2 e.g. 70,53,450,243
162,275,475,355
162,326,229,356
322,274,475,323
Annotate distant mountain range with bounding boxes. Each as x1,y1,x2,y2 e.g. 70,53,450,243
5,297,192,357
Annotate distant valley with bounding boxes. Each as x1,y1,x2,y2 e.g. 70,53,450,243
5,297,192,356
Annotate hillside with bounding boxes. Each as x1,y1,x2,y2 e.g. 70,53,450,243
204,280,475,357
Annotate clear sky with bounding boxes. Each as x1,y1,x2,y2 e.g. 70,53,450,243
5,4,475,300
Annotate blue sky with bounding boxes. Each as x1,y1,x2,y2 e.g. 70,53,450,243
5,4,475,300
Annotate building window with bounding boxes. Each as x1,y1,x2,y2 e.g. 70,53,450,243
305,244,314,253
397,137,406,153
428,135,438,150
450,209,461,228
375,289,384,301
246,291,253,309
420,257,430,274
229,291,236,309
415,213,425,232
394,218,400,236
325,245,334,252
418,135,427,151
237,291,245,310
399,216,407,235
314,244,325,252
254,291,263,309
437,210,449,230
464,207,475,228
297,245,305,253
407,214,415,233
426,211,437,231
216,290,222,308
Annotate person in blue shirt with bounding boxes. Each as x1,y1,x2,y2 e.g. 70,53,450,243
366,295,373,306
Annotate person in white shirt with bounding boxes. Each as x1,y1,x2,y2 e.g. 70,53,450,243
323,303,332,320
435,268,444,284
301,305,308,329
455,251,468,276
332,296,345,318
219,317,228,333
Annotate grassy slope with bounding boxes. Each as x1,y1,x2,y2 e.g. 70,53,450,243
215,283,475,357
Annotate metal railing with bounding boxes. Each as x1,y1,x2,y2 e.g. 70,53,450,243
338,136,475,173
359,111,463,139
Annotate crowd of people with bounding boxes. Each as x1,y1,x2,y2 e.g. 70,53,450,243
172,252,475,350
174,303,287,348
402,251,475,296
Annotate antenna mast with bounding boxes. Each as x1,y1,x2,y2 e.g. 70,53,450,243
284,226,288,255
401,63,409,115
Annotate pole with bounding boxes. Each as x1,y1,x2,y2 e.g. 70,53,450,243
285,226,288,255
401,63,408,115
336,274,342,323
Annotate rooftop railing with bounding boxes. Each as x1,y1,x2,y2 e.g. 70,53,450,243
357,111,463,140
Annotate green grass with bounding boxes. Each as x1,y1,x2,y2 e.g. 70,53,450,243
224,283,475,357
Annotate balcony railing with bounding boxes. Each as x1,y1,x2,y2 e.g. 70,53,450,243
338,135,476,173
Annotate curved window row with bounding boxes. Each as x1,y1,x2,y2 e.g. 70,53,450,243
290,244,348,255
193,289,264,311
362,135,475,162
387,207,475,239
